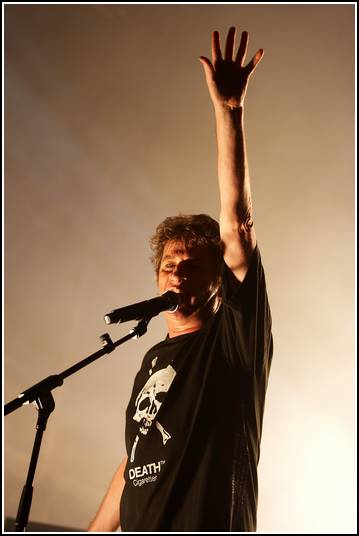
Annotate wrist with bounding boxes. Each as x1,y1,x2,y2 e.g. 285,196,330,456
214,102,244,118
214,104,244,131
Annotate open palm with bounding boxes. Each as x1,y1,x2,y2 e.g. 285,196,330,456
200,27,264,110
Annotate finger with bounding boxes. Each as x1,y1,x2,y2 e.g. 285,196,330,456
235,31,248,66
225,26,236,61
212,30,222,64
244,48,264,77
199,55,219,99
199,56,215,85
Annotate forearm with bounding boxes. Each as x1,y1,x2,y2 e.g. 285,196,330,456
88,457,127,532
215,104,253,229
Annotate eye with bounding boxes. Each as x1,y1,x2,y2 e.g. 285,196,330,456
162,264,175,271
138,397,150,410
185,260,199,271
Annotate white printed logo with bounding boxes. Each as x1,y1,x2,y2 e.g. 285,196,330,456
130,364,176,462
128,460,165,487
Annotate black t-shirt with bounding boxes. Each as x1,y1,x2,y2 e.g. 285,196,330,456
120,246,273,532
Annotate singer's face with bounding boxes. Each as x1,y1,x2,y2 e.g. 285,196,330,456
157,239,216,313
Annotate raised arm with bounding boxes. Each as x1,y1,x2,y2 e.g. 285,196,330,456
200,26,264,281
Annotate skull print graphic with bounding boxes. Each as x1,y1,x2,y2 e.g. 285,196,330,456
130,364,176,462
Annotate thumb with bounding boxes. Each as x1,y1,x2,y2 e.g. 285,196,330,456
199,56,215,80
199,56,217,91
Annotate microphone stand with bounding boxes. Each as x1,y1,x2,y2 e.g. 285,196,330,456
4,316,152,532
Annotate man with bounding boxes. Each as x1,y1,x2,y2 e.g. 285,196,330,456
88,26,273,532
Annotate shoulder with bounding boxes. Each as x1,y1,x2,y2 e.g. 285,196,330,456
221,245,261,297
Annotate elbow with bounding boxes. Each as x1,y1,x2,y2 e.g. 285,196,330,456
219,212,254,238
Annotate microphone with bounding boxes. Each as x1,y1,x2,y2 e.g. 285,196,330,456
104,291,181,325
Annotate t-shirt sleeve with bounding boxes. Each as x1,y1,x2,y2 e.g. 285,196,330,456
220,245,273,375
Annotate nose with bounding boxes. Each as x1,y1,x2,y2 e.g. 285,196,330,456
169,268,187,284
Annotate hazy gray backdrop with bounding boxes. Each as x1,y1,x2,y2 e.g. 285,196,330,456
4,3,356,533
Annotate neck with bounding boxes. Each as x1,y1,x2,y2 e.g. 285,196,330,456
164,305,214,338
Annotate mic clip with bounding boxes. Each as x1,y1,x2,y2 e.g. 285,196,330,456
130,316,152,339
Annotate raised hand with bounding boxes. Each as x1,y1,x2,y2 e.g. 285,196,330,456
200,26,264,110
